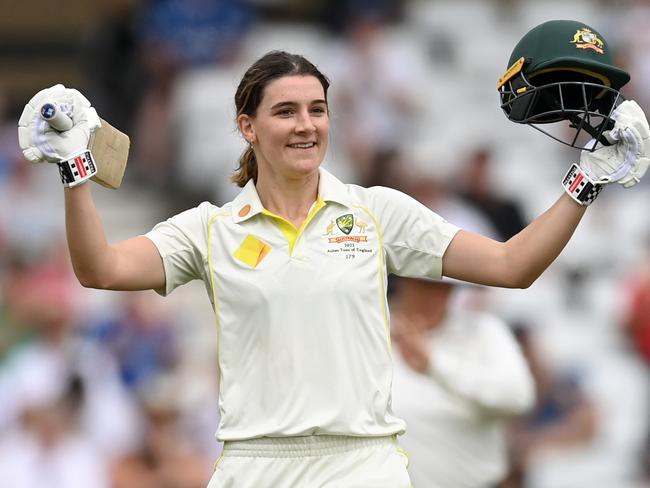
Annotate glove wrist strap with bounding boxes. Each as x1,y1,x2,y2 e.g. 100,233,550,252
562,163,603,206
57,149,97,188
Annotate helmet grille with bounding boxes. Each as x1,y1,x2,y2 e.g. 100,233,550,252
499,68,624,150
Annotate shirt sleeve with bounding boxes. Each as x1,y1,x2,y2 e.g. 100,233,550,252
369,186,460,279
428,313,536,416
144,202,212,296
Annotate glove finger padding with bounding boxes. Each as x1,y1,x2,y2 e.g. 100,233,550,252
18,84,65,163
611,100,650,142
18,84,101,164
580,100,650,188
611,101,650,187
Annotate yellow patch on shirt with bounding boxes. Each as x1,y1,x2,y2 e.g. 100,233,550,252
234,235,271,268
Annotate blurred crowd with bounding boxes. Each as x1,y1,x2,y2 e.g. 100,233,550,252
2,0,650,487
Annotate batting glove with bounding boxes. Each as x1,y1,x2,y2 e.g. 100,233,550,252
18,84,101,187
581,100,650,188
563,100,650,205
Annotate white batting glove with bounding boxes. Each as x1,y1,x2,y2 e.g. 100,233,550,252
579,100,650,188
18,84,102,187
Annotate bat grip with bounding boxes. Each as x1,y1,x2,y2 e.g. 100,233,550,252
40,102,73,131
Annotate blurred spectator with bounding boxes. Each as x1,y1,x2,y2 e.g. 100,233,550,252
167,59,247,208
3,1,647,486
390,185,533,487
139,0,254,69
0,251,139,487
361,146,417,191
500,325,598,488
327,8,423,186
0,250,141,455
621,238,650,368
620,237,650,483
0,257,36,363
0,87,24,188
0,85,59,266
404,172,499,240
0,374,110,488
131,0,255,190
393,171,499,305
318,0,404,34
85,291,180,392
390,277,535,488
457,146,527,241
80,0,148,135
0,144,62,266
0,246,77,431
111,374,211,488
1,244,77,379
613,0,650,115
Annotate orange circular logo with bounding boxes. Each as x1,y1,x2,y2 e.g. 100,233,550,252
238,204,251,217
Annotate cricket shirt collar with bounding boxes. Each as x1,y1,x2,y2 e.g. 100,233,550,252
231,178,265,223
231,167,352,224
317,167,352,208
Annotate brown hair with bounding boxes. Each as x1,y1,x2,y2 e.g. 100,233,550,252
232,50,330,187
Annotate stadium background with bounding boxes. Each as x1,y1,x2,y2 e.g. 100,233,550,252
1,0,650,486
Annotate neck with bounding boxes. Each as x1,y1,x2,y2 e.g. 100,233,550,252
256,168,320,228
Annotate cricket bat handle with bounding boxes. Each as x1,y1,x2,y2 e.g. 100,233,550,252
39,102,73,131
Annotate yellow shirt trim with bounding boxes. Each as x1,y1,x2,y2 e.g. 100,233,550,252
261,197,327,254
352,204,391,350
207,212,231,386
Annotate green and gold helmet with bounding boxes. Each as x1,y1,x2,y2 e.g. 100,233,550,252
497,20,630,149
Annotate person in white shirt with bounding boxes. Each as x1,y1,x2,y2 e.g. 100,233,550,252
16,48,650,487
391,276,535,488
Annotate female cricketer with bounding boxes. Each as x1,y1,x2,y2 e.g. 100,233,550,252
17,49,649,487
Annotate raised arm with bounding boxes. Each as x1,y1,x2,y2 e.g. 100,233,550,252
18,84,165,291
443,193,585,288
444,100,650,289
64,184,165,290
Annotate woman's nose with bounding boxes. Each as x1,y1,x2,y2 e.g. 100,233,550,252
295,109,316,133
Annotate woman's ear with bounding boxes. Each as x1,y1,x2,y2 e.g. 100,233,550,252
237,114,255,144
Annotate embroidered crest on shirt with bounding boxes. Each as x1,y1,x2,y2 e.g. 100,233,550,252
336,214,354,235
323,212,372,260
234,234,271,268
325,213,369,244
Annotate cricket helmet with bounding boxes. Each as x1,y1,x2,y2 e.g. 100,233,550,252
497,20,630,149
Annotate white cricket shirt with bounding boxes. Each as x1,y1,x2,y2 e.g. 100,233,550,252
392,310,535,488
145,168,459,441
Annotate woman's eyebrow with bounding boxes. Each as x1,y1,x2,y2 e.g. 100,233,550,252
270,99,327,110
